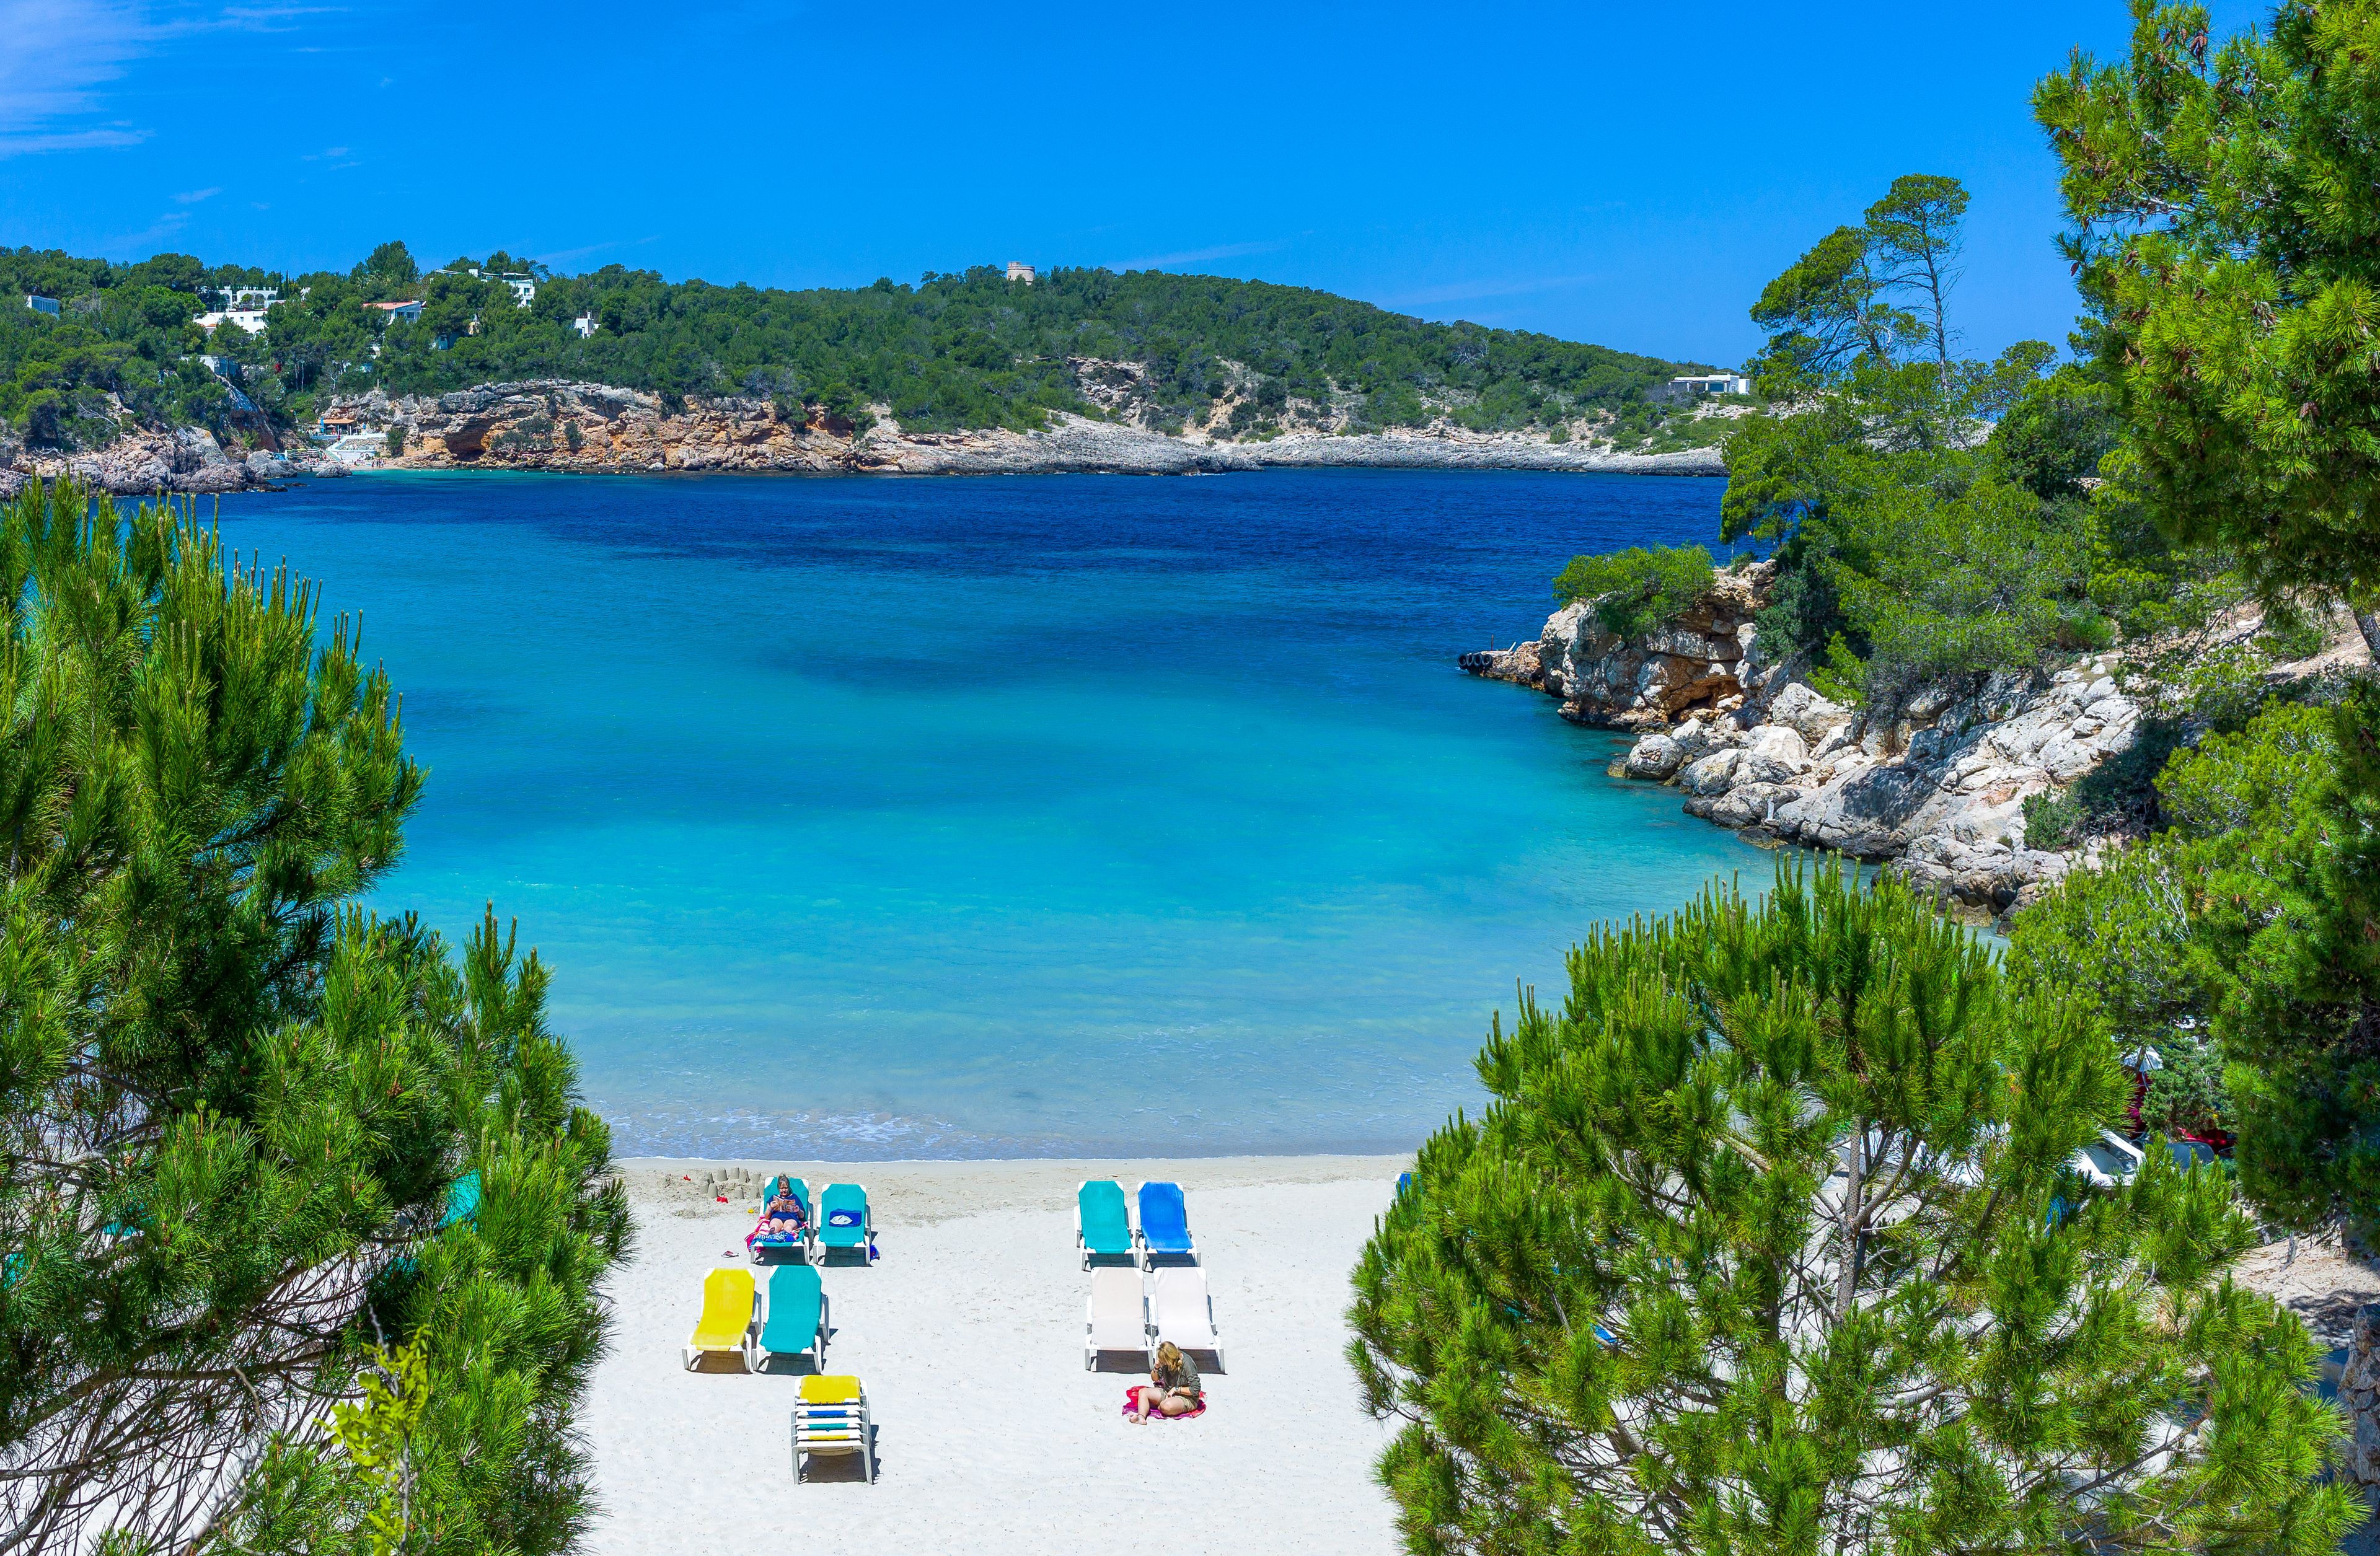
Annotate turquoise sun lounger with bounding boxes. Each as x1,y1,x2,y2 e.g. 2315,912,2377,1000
1077,1179,1134,1268
1135,1180,1196,1268
747,1262,828,1371
817,1182,873,1261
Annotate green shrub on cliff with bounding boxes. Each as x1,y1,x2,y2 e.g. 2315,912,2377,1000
1551,542,1714,638
0,478,628,1553
1352,859,2352,1556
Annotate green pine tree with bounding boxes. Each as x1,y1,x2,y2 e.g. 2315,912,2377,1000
1351,861,2353,1556
0,477,628,1555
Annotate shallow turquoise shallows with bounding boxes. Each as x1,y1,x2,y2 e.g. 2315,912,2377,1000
220,467,1765,1157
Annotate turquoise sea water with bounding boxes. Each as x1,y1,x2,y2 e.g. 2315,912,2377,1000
224,468,1764,1157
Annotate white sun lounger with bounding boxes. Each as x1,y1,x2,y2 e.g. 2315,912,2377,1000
1085,1266,1147,1370
1147,1265,1223,1373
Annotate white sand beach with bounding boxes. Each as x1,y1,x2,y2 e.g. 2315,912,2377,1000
583,1155,1407,1555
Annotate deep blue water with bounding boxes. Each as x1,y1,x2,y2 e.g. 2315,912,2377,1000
224,468,1764,1157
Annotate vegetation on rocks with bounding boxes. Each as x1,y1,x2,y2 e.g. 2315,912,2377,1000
0,477,627,1555
1552,543,1716,638
0,242,1704,453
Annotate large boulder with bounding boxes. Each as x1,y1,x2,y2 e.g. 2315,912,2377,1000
171,463,246,494
1623,732,1688,780
1766,682,1853,745
1678,749,1744,796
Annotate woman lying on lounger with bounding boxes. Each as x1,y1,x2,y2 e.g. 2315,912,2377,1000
1129,1342,1202,1422
758,1188,807,1240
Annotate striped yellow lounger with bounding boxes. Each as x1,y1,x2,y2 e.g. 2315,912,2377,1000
791,1373,875,1483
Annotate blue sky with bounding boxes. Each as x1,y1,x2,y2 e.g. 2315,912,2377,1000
1,0,2268,366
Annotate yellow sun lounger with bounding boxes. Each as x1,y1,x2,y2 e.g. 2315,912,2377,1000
792,1373,875,1483
682,1267,757,1370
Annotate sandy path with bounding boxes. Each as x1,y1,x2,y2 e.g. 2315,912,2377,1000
583,1156,1406,1555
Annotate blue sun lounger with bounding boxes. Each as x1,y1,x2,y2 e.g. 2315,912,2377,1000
818,1182,873,1262
748,1175,813,1261
746,1262,828,1372
1077,1179,1134,1268
1135,1180,1196,1268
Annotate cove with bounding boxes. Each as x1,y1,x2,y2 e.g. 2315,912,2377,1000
219,467,1766,1157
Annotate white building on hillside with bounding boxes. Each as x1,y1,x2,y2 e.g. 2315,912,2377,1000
1006,262,1035,284
25,295,60,317
1671,372,1753,397
194,309,270,335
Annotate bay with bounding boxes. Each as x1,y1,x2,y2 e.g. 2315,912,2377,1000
221,467,1765,1157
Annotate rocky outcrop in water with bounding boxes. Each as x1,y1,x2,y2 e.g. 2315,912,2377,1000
2,426,348,499
1463,565,2149,920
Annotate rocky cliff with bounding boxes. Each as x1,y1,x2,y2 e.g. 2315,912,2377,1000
325,380,1727,479
1465,565,2158,920
0,425,348,501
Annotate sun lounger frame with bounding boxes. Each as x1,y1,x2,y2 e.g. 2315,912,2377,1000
745,1262,829,1373
1076,1178,1135,1270
1133,1179,1197,1269
1083,1265,1149,1370
681,1267,758,1371
1147,1264,1224,1373
816,1181,872,1262
791,1376,875,1483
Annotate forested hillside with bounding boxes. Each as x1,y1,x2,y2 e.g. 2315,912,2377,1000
0,240,1705,451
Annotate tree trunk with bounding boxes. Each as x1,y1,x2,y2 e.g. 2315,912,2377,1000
2353,605,2380,669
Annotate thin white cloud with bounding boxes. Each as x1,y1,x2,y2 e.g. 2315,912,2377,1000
0,125,151,159
533,235,662,266
1384,272,1603,310
0,0,146,139
174,185,221,203
1104,239,1285,271
110,206,190,252
0,1,329,156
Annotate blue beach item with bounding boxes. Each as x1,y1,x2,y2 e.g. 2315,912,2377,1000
791,1374,875,1482
439,1171,482,1230
1135,1180,1196,1267
818,1182,873,1260
748,1262,827,1371
1077,1180,1133,1268
749,1176,813,1259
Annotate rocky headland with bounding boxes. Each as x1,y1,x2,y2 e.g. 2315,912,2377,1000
1463,563,2376,922
2,372,1730,498
323,380,1727,479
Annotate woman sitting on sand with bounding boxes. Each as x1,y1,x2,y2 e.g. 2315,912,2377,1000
1129,1342,1202,1422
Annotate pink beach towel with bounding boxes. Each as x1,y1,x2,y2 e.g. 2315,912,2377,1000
1122,1386,1206,1421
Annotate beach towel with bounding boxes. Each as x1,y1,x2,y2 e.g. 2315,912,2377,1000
1122,1386,1206,1421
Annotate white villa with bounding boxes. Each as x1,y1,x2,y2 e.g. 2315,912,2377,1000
1672,372,1753,397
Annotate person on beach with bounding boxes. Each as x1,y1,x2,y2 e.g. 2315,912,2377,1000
1129,1342,1201,1422
756,1187,806,1241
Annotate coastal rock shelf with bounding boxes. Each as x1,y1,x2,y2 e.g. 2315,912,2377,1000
1465,564,2149,921
5,381,1727,496
1,424,348,499
320,381,1727,480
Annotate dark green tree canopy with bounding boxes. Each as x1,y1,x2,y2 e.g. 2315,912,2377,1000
0,242,1709,451
1352,862,2351,1556
2037,0,2380,646
0,478,627,1554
